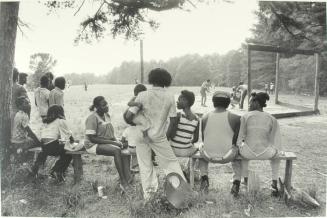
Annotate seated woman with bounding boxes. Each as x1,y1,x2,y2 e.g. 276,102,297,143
199,91,240,193
29,105,74,183
84,96,131,191
169,90,199,157
231,92,282,197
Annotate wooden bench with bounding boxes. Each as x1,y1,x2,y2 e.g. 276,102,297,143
28,147,134,184
188,151,297,190
29,147,296,190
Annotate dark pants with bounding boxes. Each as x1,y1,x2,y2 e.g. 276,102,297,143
239,90,248,109
32,140,72,174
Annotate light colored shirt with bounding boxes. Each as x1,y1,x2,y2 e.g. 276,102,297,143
84,112,115,149
203,111,234,158
40,118,72,141
35,87,50,116
11,111,29,143
238,84,248,92
135,87,177,142
122,126,146,148
49,87,64,107
237,110,282,154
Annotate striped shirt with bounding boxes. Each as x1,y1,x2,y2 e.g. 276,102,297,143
171,114,199,149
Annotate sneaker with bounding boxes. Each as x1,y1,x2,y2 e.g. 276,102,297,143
200,175,209,194
231,180,241,197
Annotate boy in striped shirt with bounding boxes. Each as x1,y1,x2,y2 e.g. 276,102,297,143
169,90,200,157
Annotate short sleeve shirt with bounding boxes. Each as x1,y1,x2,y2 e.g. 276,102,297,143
40,118,72,141
49,87,64,107
84,112,115,149
35,87,50,116
11,111,29,143
135,87,177,142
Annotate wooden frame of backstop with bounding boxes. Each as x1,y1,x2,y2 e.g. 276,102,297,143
247,43,320,117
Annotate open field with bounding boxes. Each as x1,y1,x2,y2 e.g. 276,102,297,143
1,84,327,217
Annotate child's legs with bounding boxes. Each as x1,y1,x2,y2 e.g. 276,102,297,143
136,142,158,199
150,139,186,181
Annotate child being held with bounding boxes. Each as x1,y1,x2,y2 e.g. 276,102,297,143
126,84,151,137
11,96,41,157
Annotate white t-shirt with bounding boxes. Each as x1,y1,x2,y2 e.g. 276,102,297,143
35,87,50,116
122,126,146,148
40,118,72,141
135,87,177,142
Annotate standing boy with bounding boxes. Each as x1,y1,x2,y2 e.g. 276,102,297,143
49,77,66,107
34,75,50,121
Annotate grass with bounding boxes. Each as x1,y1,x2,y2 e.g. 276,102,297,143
1,84,326,217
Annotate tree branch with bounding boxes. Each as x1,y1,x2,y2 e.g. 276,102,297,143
74,0,86,16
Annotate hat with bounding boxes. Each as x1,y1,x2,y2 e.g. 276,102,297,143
213,91,231,98
164,172,194,209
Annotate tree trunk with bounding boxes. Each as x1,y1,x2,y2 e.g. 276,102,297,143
0,2,20,170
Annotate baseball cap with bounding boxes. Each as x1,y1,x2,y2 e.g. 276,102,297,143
213,91,231,98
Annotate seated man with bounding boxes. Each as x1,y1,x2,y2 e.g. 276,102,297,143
168,90,199,157
199,91,240,193
231,92,282,197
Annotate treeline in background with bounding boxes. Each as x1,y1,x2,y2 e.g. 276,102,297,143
26,2,326,96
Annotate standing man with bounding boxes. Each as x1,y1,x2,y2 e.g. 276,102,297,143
131,68,186,200
49,77,66,107
34,75,50,122
270,82,275,95
45,72,55,91
237,82,248,110
200,79,211,107
11,68,28,128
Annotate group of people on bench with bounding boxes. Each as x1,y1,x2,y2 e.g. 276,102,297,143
11,67,282,200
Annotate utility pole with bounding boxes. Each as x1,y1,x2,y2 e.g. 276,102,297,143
140,39,144,84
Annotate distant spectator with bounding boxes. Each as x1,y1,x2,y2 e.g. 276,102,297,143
11,96,41,158
34,75,50,121
200,79,211,107
49,77,65,107
45,72,55,91
11,68,28,128
270,82,275,95
84,82,88,91
237,81,248,110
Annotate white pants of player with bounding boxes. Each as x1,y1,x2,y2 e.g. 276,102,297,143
136,138,186,200
232,144,281,181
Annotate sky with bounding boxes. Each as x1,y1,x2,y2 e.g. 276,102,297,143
15,0,259,76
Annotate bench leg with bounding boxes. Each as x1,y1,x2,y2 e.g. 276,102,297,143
189,158,195,189
72,154,83,184
284,160,293,191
